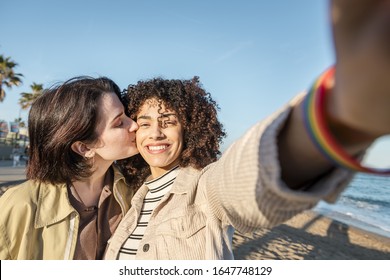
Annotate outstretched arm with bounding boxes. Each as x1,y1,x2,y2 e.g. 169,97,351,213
279,0,390,188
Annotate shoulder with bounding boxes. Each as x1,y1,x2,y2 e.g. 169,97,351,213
0,181,43,258
170,166,203,193
0,180,41,217
177,166,202,180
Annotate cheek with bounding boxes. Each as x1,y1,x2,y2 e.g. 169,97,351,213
135,131,144,147
177,131,184,146
106,131,126,146
136,140,142,149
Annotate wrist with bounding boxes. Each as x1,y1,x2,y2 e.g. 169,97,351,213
303,66,390,175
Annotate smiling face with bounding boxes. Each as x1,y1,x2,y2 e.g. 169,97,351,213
135,98,184,179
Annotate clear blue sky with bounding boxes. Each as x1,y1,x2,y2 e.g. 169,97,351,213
1,0,389,167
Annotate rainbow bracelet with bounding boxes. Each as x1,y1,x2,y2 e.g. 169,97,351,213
303,66,390,175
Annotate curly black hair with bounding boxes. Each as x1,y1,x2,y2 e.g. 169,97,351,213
117,76,226,189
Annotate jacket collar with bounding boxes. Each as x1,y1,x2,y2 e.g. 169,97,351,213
112,165,126,185
34,165,130,228
169,166,201,194
111,165,133,214
34,181,75,228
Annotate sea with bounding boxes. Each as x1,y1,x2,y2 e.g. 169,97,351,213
314,172,390,238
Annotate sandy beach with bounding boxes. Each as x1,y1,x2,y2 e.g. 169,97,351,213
233,211,390,260
1,161,389,260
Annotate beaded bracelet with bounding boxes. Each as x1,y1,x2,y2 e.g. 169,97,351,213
303,66,390,175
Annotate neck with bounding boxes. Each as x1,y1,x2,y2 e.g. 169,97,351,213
71,164,112,207
149,161,181,180
150,169,168,180
149,165,179,180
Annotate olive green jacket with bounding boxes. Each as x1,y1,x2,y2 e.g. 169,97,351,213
0,166,133,260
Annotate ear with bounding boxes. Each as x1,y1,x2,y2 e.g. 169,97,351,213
71,141,95,158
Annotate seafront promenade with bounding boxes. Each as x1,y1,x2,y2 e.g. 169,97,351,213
0,160,26,195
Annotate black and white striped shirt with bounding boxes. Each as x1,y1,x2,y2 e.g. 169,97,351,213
118,166,180,259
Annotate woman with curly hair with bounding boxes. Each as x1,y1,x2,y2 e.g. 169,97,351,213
105,75,323,260
114,76,226,189
104,0,390,259
104,77,236,260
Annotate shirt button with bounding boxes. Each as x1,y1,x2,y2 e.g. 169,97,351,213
143,244,150,252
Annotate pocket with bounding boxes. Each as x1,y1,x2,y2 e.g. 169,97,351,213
155,207,206,238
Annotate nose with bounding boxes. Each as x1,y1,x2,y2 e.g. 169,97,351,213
149,123,165,140
127,117,139,133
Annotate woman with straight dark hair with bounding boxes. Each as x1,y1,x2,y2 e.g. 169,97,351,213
0,77,139,260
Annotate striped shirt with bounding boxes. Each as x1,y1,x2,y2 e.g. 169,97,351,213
118,166,180,259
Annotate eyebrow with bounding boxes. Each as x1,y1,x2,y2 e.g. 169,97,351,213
161,113,177,119
137,113,177,120
137,115,151,121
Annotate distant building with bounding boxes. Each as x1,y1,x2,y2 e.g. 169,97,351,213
0,121,9,140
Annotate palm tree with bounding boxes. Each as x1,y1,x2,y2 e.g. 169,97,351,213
19,83,43,110
0,55,24,102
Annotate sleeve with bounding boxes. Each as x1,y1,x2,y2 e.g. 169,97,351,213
202,92,354,234
0,223,11,260
0,192,13,260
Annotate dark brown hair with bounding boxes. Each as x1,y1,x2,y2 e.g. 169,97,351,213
118,76,226,188
27,76,122,185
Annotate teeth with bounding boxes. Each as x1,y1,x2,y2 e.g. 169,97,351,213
148,145,167,151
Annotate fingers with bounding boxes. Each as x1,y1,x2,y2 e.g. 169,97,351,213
331,0,384,49
331,0,382,27
332,0,390,60
328,0,390,136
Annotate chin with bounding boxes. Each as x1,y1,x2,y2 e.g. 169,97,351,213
149,162,169,169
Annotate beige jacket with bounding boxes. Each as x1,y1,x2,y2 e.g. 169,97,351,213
104,95,353,260
0,166,133,260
